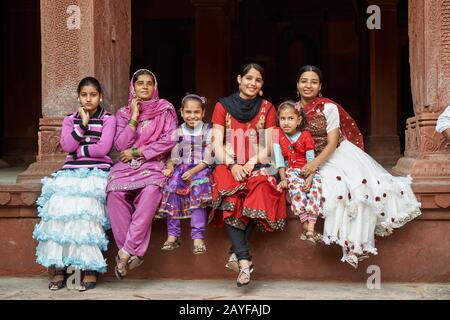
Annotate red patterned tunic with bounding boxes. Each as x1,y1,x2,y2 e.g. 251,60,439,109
210,100,287,232
303,97,364,155
275,128,315,169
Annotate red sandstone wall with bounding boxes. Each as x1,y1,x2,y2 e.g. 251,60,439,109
1,206,448,282
93,0,131,113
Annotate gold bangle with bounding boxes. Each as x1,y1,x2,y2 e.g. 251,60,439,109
131,147,140,158
128,119,138,127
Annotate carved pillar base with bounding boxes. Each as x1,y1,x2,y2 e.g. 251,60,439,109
392,114,450,210
392,157,450,182
366,135,402,166
16,117,65,184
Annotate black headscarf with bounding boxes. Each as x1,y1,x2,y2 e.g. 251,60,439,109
219,92,262,123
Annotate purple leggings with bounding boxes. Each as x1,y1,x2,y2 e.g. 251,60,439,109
167,208,207,239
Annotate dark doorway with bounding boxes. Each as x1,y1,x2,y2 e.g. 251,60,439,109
398,0,414,153
131,0,195,113
232,0,366,134
1,0,41,167
130,0,413,154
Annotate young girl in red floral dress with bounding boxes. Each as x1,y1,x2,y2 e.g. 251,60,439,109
273,100,323,245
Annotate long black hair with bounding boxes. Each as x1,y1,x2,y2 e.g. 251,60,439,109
297,65,323,83
276,100,307,131
239,62,265,79
181,93,207,110
77,77,102,94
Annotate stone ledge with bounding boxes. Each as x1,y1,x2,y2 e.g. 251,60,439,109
1,216,449,281
412,181,450,211
1,182,448,219
0,184,40,215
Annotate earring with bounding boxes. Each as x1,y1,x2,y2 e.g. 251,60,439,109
77,98,80,102
100,98,103,102
296,91,299,98
319,91,323,97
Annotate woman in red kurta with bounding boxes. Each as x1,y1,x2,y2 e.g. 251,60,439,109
211,63,286,287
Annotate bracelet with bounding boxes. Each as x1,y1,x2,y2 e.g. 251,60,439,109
200,160,211,167
226,156,235,168
128,119,138,128
131,147,140,158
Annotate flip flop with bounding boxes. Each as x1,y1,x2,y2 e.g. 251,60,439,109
127,255,144,270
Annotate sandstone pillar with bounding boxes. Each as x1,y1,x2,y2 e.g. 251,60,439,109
366,0,402,166
17,0,131,183
191,0,231,120
392,0,450,210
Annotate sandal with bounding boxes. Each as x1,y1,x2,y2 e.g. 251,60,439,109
225,253,239,272
313,231,324,243
161,238,181,251
127,255,144,270
358,254,370,262
300,230,307,240
79,270,98,292
304,231,317,246
225,253,254,273
114,249,131,280
236,265,251,287
346,253,359,269
48,267,66,291
193,243,207,255
301,230,323,243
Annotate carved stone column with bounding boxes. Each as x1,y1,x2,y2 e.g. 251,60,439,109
392,0,450,210
17,0,131,183
366,0,402,166
191,0,231,120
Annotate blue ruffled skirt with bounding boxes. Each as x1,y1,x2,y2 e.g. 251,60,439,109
32,168,110,273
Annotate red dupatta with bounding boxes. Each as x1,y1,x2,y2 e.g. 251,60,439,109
303,97,364,150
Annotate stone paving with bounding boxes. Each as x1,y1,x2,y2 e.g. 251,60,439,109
0,277,449,300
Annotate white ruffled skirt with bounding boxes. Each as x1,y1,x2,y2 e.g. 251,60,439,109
32,168,110,273
319,140,421,262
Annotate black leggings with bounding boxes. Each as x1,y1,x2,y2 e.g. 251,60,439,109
225,221,256,261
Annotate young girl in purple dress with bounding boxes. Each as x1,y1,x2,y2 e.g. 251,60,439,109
158,94,213,254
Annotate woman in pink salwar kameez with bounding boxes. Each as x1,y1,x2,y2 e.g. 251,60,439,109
106,69,177,279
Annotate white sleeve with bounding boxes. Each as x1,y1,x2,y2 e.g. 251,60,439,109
273,143,286,168
436,106,450,133
323,103,340,133
202,127,214,165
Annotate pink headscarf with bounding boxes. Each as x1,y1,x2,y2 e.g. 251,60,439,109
119,69,177,147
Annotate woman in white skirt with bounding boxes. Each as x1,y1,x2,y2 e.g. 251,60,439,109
296,65,421,268
32,77,116,290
